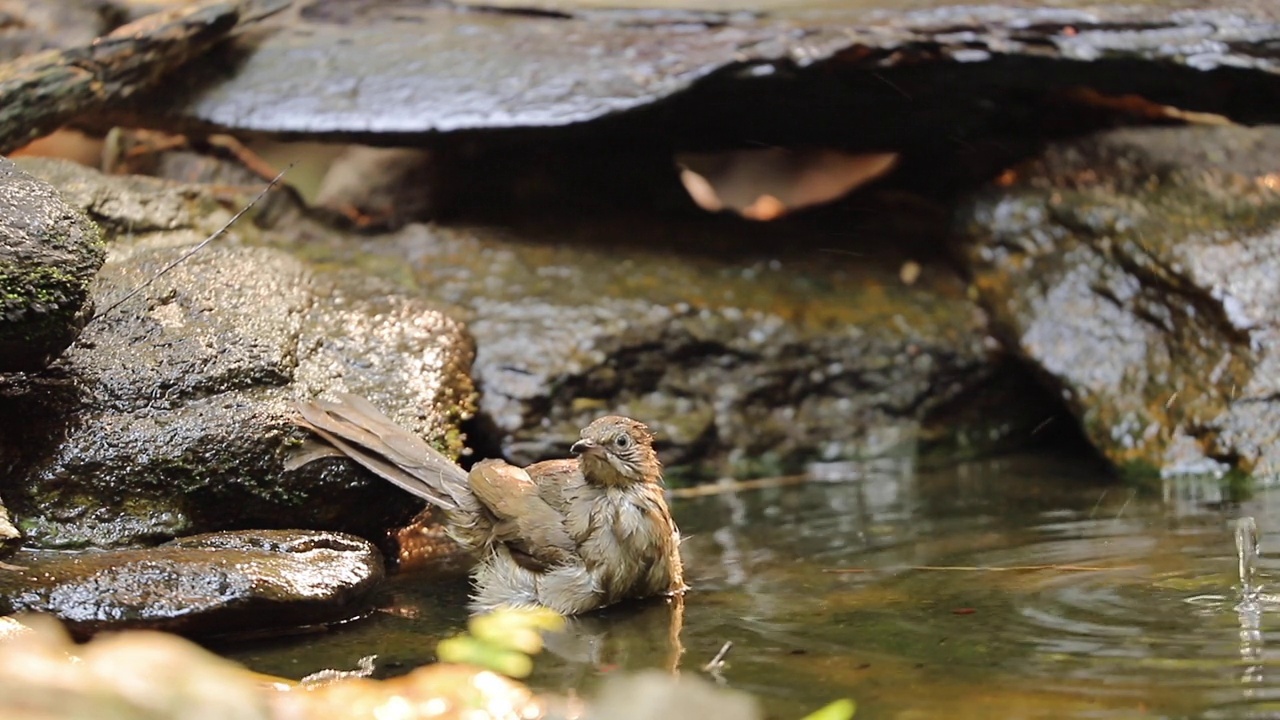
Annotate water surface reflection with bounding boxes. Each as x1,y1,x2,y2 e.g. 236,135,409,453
224,452,1280,719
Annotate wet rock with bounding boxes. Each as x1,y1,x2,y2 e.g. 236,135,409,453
958,125,1280,480
83,0,1280,146
0,529,383,637
303,215,1010,479
0,158,476,548
0,1,288,156
0,156,105,372
0,1,124,61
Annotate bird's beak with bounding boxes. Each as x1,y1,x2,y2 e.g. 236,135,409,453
570,439,598,456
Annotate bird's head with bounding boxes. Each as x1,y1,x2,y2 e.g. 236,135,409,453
570,416,661,487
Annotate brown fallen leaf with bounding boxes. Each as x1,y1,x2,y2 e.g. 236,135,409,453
1058,87,1234,126
677,147,899,221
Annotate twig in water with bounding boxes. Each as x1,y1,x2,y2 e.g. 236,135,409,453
701,641,733,673
1088,488,1109,520
822,563,1137,573
669,474,810,499
907,564,1137,572
1115,488,1135,519
90,164,293,322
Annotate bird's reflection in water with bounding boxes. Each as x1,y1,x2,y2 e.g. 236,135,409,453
538,594,685,683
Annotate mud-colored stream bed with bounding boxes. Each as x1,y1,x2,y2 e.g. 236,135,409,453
219,451,1274,719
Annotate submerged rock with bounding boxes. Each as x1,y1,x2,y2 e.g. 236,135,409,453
0,529,383,637
959,125,1280,480
0,156,105,372
0,159,476,548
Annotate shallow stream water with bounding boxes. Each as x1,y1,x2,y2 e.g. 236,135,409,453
221,451,1280,719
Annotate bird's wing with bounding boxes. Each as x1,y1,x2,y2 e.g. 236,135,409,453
468,459,578,569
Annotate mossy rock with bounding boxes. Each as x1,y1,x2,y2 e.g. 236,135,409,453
0,156,105,371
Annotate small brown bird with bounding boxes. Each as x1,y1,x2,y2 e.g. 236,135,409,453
292,393,686,616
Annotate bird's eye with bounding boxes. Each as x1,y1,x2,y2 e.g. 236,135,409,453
614,434,631,449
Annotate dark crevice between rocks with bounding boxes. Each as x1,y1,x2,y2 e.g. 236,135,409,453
395,52,1280,226
85,47,1280,229
0,372,86,493
653,55,1280,149
457,410,505,472
918,355,1107,472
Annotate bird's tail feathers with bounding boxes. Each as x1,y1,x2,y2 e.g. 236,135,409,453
292,393,474,512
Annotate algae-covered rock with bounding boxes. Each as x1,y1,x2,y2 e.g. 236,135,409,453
0,156,105,371
959,125,1280,480
0,159,476,548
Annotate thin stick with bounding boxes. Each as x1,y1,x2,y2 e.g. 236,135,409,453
822,563,1138,574
1030,416,1055,436
701,641,733,673
91,164,292,322
669,474,810,499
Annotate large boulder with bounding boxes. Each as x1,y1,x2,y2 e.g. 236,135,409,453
959,125,1280,480
88,0,1280,143
0,159,476,548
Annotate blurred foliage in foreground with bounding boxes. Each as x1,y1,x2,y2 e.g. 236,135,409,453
436,606,565,678
0,609,853,720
